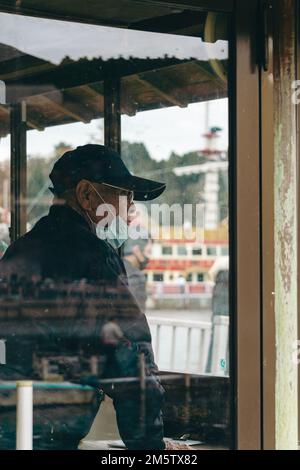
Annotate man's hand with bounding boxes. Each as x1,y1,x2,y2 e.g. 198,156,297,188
164,439,194,450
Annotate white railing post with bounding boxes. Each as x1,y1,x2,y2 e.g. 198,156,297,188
0,339,6,365
16,380,33,450
148,315,229,375
211,315,229,376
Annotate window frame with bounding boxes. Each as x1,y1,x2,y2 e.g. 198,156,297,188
1,0,265,450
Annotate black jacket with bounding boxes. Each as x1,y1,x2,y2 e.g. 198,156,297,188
0,203,165,450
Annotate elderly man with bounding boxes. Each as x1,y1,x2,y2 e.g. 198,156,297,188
0,144,190,451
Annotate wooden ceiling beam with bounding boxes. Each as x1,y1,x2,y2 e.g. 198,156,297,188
0,104,44,131
134,74,187,107
38,94,90,124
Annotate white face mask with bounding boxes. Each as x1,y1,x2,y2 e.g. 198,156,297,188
87,183,129,250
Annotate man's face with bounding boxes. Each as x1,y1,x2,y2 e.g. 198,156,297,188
89,182,135,226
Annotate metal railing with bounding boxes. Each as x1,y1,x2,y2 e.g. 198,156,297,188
148,315,229,376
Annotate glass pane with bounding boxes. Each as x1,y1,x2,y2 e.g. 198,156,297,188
25,121,104,228
121,16,230,448
0,9,230,451
0,122,10,253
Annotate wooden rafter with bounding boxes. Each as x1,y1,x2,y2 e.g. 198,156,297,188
79,83,136,117
0,104,43,131
39,94,90,124
191,61,227,89
134,74,187,108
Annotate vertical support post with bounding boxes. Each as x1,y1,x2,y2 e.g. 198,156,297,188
261,0,276,450
104,78,121,153
16,381,33,450
273,0,298,450
104,78,122,256
184,373,191,428
235,0,261,449
297,0,300,449
170,326,176,370
10,101,27,243
0,338,6,365
139,353,146,438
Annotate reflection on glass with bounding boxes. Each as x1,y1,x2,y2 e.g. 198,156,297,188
0,129,10,253
0,10,230,451
121,19,229,447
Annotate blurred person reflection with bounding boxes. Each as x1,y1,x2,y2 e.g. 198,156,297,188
0,144,188,450
123,227,152,314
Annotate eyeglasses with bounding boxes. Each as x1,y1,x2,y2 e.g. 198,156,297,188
101,182,134,204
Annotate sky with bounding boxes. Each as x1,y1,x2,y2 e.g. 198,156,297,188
0,99,228,162
0,11,228,162
0,12,227,65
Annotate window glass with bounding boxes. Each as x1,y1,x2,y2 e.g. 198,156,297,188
0,9,230,451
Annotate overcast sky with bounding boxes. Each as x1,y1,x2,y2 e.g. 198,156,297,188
0,99,228,162
0,12,228,162
0,12,227,64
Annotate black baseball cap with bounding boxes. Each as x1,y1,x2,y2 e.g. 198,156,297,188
49,144,166,201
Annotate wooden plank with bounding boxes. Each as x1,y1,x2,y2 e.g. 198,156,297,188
10,102,27,242
273,0,298,450
260,0,276,451
104,78,121,153
0,103,42,131
234,0,261,450
39,95,90,124
134,74,187,107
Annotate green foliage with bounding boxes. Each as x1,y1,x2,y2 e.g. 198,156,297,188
26,143,72,225
121,141,227,223
0,140,228,228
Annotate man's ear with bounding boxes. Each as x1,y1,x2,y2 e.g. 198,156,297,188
76,180,92,210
